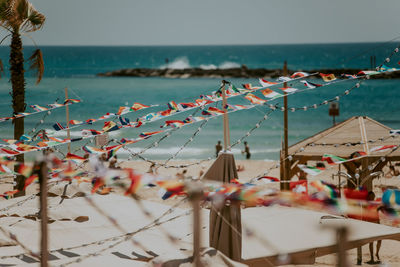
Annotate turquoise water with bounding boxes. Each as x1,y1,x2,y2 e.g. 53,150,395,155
0,44,399,160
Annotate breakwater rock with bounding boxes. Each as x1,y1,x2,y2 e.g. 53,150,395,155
97,65,400,79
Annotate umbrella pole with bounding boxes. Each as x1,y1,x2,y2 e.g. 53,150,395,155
38,160,48,267
221,81,231,151
282,61,290,190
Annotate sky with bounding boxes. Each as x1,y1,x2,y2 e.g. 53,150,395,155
26,0,400,46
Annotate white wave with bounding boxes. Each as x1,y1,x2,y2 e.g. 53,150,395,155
160,57,191,69
159,58,240,70
219,61,240,69
199,64,217,70
251,148,281,153
48,129,82,138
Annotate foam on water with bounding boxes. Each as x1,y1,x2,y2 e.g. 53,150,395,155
199,64,217,70
160,57,191,69
159,57,241,70
219,61,241,69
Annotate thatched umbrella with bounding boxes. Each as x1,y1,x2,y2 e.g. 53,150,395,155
203,152,242,261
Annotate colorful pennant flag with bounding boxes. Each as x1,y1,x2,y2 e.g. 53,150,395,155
131,102,150,111
298,164,324,176
82,146,106,154
290,180,308,194
277,76,292,82
290,72,309,78
139,130,164,138
116,106,130,115
66,153,87,165
279,87,298,93
69,120,83,125
53,122,66,131
207,107,225,115
322,154,347,165
167,101,179,111
370,145,397,153
260,88,282,99
244,93,266,105
259,78,277,87
341,74,357,79
301,80,322,89
1,190,19,199
64,99,81,105
103,121,119,132
30,104,48,112
319,73,337,82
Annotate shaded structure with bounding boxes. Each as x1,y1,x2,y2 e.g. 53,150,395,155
202,152,242,261
283,116,400,190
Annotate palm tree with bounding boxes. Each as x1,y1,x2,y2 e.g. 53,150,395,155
0,0,45,195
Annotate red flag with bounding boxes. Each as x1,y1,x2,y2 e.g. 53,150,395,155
290,180,308,194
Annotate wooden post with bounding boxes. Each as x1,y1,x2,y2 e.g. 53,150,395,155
65,88,71,154
338,165,341,197
221,81,231,151
193,195,202,267
38,161,48,267
188,181,203,267
336,227,348,267
281,61,290,190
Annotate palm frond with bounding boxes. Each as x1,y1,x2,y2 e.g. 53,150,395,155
0,0,44,32
28,48,43,84
0,0,16,30
20,1,44,32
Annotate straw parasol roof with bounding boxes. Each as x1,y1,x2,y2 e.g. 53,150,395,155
288,116,400,161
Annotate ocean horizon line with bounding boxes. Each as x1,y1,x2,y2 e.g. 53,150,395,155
0,41,397,48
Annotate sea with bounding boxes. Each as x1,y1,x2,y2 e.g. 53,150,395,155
0,43,399,161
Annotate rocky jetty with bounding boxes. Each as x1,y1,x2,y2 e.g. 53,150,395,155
97,65,400,79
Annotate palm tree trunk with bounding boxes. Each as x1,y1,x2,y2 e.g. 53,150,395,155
10,29,26,196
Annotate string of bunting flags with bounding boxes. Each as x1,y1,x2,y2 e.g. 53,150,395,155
0,68,380,171
43,72,318,137
3,153,400,224
0,99,81,123
1,46,400,266
51,103,158,132
2,62,399,161
0,69,368,158
0,45,399,188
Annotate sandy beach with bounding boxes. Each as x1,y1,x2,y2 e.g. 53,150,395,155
2,158,399,266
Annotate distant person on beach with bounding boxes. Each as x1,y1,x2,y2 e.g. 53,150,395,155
109,156,120,169
356,191,382,265
147,163,157,175
215,140,222,157
237,164,245,172
176,169,187,180
385,164,400,178
366,191,382,265
242,141,251,159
